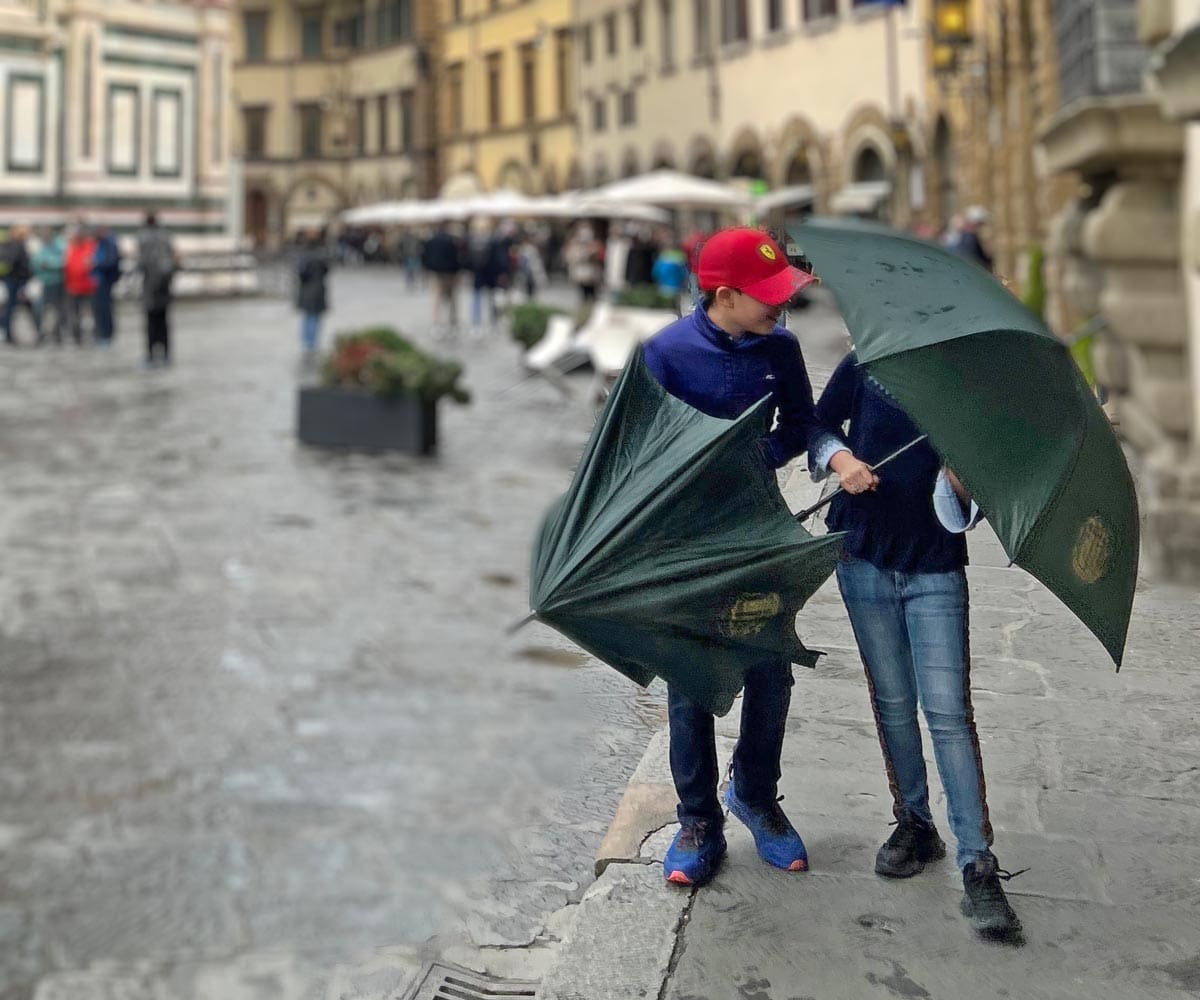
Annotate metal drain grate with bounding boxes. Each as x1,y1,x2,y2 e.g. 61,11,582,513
399,961,540,1000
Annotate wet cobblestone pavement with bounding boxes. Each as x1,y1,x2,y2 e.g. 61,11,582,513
0,271,849,998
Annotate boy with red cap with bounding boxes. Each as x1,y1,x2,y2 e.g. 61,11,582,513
643,227,875,887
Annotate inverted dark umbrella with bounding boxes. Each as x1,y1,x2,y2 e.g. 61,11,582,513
525,348,844,715
791,217,1139,666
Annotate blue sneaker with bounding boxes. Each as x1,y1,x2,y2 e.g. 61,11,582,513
663,819,726,886
724,778,808,872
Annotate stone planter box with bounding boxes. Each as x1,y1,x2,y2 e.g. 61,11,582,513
297,385,437,455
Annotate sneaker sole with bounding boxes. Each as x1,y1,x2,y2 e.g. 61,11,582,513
875,841,946,879
666,871,694,886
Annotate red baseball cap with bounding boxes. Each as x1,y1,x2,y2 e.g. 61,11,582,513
697,228,818,306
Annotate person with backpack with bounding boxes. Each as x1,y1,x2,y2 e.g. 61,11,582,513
1,225,34,346
137,212,178,366
64,225,98,345
92,225,122,347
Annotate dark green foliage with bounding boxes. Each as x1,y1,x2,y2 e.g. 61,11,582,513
321,327,470,404
509,303,567,349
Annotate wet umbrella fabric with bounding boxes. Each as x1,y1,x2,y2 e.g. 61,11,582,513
529,348,844,716
792,218,1138,666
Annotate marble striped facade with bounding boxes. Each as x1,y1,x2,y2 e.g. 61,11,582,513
0,0,232,246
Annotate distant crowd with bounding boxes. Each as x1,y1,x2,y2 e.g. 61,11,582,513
0,214,180,367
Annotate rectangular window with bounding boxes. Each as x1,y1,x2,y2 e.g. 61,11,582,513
604,12,618,55
591,95,607,131
721,0,749,43
660,0,675,68
619,89,637,126
399,88,415,150
581,22,594,63
451,0,463,19
693,0,712,57
243,11,268,62
486,51,502,127
377,94,388,151
243,106,268,159
556,29,571,116
333,10,363,50
520,42,537,123
630,3,644,47
802,0,838,18
766,0,784,32
298,102,321,157
300,10,323,58
355,97,366,153
446,62,463,135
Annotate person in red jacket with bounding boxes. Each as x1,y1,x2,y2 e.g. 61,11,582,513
63,226,98,345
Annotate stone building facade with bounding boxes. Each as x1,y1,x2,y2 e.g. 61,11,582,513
437,0,577,197
0,0,232,245
1039,0,1200,582
230,0,439,245
574,0,930,226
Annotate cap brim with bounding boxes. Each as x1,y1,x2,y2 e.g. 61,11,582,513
741,266,819,307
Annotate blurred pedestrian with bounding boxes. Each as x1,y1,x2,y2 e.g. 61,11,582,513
31,226,66,345
295,229,330,361
92,225,122,347
563,223,603,305
515,230,546,300
137,212,178,366
400,230,423,289
64,225,98,345
0,224,33,345
949,206,994,272
651,244,689,313
421,223,463,338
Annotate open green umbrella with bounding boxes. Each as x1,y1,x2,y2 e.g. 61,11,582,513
791,218,1139,666
526,348,844,716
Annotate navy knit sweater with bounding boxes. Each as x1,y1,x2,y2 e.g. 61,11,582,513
816,354,968,573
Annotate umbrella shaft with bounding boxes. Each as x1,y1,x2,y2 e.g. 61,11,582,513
795,434,928,521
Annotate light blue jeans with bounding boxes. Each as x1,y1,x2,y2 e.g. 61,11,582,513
301,312,320,352
836,556,993,870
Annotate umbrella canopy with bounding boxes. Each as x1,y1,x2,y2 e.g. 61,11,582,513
594,169,751,211
791,218,1139,666
529,349,844,716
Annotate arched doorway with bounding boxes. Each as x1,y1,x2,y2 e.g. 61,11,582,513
852,144,887,183
620,149,640,178
934,116,958,224
783,149,812,186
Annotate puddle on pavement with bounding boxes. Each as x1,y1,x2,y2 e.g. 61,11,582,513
481,572,517,588
515,645,590,668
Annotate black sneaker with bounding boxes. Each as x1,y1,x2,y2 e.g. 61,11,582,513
960,854,1025,943
874,814,946,878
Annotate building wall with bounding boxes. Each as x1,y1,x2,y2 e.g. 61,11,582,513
438,0,576,196
576,0,929,225
0,0,231,245
231,0,437,245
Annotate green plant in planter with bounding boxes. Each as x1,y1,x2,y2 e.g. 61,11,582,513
321,327,470,404
615,284,679,311
509,302,567,349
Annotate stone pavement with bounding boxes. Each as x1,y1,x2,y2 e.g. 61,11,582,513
538,475,1200,999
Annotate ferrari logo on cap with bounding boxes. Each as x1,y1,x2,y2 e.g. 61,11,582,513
758,243,777,262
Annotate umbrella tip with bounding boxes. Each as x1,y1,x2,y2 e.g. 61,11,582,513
506,612,538,635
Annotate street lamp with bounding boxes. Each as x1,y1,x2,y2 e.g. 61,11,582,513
932,0,971,75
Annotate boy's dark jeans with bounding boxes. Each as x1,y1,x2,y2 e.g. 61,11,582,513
668,659,794,827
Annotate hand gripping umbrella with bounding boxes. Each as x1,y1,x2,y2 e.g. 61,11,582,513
525,348,844,716
791,218,1139,666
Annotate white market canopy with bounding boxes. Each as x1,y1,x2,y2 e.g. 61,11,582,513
338,190,669,226
593,169,752,211
828,180,893,215
754,184,816,214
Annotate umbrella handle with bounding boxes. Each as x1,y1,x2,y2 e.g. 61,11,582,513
795,434,928,522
